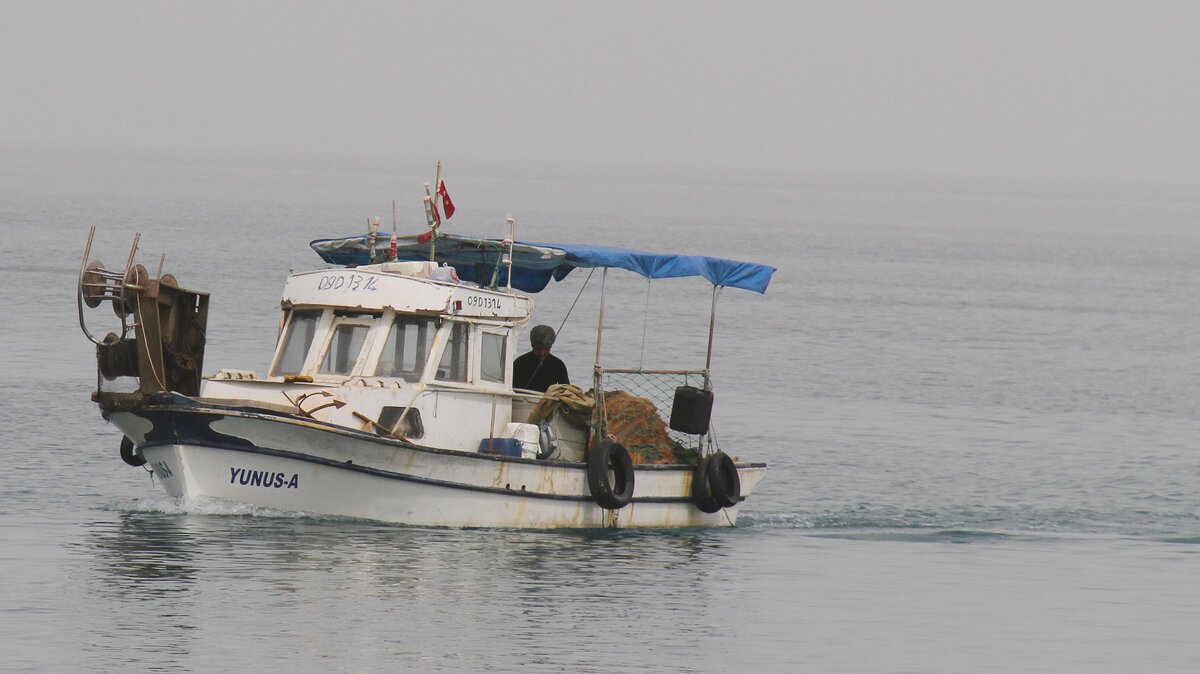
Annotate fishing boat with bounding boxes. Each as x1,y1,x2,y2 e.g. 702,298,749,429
77,192,775,528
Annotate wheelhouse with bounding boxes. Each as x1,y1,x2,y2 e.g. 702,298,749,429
262,263,531,391
268,305,515,389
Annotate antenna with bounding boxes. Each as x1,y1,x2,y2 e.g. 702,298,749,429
368,216,380,264
504,216,515,291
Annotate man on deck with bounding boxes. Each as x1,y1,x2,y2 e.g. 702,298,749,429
513,325,569,393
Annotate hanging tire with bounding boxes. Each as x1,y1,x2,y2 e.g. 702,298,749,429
707,451,741,508
587,440,634,509
119,436,146,467
691,455,722,513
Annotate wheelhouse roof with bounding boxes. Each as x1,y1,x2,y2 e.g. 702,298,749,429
310,232,776,294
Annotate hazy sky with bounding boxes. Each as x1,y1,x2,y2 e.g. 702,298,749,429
3,1,1199,191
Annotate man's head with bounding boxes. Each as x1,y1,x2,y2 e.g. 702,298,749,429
530,324,555,360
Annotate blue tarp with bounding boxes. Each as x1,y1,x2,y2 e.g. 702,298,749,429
310,233,775,294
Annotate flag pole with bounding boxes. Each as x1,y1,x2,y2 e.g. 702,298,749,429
422,182,437,262
430,161,443,262
434,160,442,211
390,200,398,261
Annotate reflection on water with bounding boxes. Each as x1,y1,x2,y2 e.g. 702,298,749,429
69,507,741,671
78,514,200,594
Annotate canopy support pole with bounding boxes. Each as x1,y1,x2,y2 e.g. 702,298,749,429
590,268,609,443
704,285,723,378
593,267,608,372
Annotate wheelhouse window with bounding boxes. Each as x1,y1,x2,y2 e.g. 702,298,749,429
436,322,469,382
271,309,322,376
480,331,506,383
318,311,375,376
376,316,436,381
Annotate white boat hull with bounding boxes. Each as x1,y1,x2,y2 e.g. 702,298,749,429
113,399,766,529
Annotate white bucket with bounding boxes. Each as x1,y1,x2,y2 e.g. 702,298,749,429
504,422,541,459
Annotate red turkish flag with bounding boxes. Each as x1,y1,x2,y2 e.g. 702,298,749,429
438,180,455,219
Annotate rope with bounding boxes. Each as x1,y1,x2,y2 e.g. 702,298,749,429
511,267,600,390
480,239,504,289
135,298,168,392
555,267,595,339
516,267,597,390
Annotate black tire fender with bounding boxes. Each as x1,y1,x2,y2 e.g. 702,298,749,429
119,436,146,467
691,455,722,513
587,440,634,509
707,451,741,509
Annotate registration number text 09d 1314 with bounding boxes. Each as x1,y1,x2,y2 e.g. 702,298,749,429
317,274,378,292
465,295,502,310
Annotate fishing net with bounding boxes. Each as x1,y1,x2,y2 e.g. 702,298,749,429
527,381,702,465
602,391,696,465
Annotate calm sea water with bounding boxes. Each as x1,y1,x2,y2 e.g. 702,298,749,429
2,152,1199,672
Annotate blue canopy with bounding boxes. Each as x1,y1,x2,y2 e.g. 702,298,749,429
310,233,775,294
536,242,774,293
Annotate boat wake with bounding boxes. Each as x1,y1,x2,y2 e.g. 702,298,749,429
110,494,325,520
737,508,1200,543
738,511,1016,541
